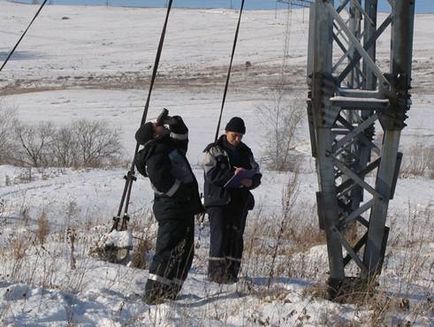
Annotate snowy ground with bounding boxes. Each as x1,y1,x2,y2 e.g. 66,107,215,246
0,1,433,326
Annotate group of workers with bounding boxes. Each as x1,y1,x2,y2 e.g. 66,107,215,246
134,109,261,305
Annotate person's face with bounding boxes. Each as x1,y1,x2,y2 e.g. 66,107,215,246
225,131,243,147
154,124,169,138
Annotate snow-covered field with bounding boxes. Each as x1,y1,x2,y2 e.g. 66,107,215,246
0,1,433,326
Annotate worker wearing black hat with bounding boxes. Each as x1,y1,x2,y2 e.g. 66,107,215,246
135,109,203,304
202,117,262,284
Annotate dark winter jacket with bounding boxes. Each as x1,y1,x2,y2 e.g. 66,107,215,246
135,117,203,218
202,135,261,208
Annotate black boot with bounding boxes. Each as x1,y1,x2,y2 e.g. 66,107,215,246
208,259,227,283
226,259,240,284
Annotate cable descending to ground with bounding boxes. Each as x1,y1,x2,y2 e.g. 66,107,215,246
0,0,49,73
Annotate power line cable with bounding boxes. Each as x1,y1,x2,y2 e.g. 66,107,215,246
214,0,245,142
0,0,49,73
112,0,174,232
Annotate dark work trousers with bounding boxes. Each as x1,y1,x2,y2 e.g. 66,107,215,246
144,214,194,304
207,191,249,283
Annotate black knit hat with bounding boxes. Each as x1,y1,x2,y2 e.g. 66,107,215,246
135,122,154,145
225,117,246,134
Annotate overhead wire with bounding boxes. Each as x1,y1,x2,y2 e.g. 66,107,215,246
0,0,49,73
213,0,246,142
112,0,174,231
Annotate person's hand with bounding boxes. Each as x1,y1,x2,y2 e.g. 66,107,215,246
156,108,169,126
240,178,253,188
234,167,245,175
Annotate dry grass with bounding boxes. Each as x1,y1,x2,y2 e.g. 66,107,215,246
400,143,434,179
242,172,326,288
0,190,432,326
10,234,30,261
130,236,153,270
66,227,77,270
302,204,434,326
36,210,50,245
242,203,325,281
239,178,433,326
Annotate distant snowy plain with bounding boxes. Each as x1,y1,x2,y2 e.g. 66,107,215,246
0,2,433,326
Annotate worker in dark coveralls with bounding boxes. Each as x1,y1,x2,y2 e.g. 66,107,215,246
135,110,203,304
203,117,262,284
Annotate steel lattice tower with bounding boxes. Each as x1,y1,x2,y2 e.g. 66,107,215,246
306,0,415,298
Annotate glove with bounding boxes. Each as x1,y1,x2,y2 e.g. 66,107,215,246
156,108,179,126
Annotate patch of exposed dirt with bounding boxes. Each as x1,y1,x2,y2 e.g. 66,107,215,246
0,63,307,95
1,58,432,96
